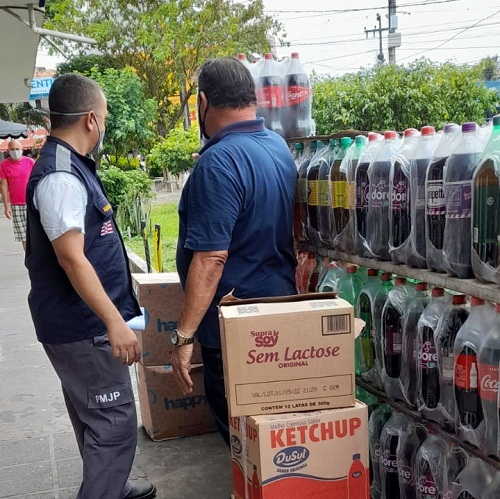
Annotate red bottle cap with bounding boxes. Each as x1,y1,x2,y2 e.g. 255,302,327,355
264,53,273,60
237,53,247,61
452,295,467,305
431,287,444,297
471,296,484,306
380,272,392,282
416,282,427,292
368,269,378,277
346,265,357,274
395,277,407,286
496,303,500,313
384,131,398,140
404,128,419,137
421,126,435,136
368,132,380,142
291,52,299,58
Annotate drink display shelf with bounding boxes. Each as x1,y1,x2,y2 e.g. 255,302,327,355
300,245,500,304
356,377,500,472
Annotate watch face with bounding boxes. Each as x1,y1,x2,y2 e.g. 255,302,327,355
170,330,179,345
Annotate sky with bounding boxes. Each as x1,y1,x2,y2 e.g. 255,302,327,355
36,0,500,77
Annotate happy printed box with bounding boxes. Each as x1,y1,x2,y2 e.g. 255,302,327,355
229,402,369,499
219,293,363,417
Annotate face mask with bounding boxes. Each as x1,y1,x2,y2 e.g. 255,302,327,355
9,149,22,160
90,116,105,156
198,99,210,141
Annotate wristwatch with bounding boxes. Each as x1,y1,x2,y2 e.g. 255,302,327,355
170,329,195,347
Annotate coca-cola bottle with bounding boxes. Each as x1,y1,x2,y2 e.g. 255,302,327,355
435,294,469,425
297,140,319,243
237,53,253,75
477,303,500,457
401,281,430,408
369,404,392,499
355,132,384,257
389,128,419,264
256,53,284,136
366,131,400,260
416,287,451,419
283,52,312,139
425,123,461,272
454,297,495,444
397,422,427,499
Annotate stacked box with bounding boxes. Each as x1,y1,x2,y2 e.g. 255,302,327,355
132,273,214,440
219,293,369,498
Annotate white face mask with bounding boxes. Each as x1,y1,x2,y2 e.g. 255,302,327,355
90,116,105,156
9,149,22,161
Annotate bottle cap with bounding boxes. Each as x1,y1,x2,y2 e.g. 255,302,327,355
380,272,392,282
353,453,361,460
264,53,273,60
368,132,381,142
355,135,367,146
328,262,338,269
291,52,299,58
404,128,419,137
443,123,459,134
421,126,435,136
237,53,247,61
416,282,427,292
341,137,352,148
496,303,500,313
316,140,325,148
395,277,407,286
462,122,477,133
329,138,337,147
310,141,318,150
385,131,398,140
452,294,467,305
294,142,303,151
431,287,444,297
368,269,378,277
346,265,357,274
471,296,484,306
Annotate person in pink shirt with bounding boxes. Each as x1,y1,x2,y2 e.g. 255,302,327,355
0,139,35,250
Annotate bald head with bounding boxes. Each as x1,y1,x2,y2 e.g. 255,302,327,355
7,140,23,161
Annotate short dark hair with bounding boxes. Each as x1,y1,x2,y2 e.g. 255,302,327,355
48,73,103,130
197,57,256,109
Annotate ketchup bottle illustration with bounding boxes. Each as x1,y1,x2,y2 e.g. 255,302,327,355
252,464,262,499
348,453,368,499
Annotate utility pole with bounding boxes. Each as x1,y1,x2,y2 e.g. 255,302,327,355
388,0,397,63
365,13,388,64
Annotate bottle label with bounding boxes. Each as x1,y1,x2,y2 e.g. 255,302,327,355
332,181,348,209
349,181,356,210
419,340,438,369
426,180,446,215
298,178,308,203
308,180,319,206
445,180,472,219
318,180,330,207
398,463,414,486
380,449,397,474
478,361,499,402
442,355,454,381
455,352,478,390
356,181,369,209
370,180,390,208
391,179,408,209
418,469,438,498
256,86,283,108
286,85,312,105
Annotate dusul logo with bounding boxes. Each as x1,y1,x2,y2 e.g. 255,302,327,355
273,446,310,468
251,330,279,348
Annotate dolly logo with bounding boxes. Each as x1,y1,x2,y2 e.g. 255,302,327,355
273,446,310,468
230,435,242,457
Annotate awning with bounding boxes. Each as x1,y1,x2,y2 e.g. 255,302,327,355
0,119,28,139
0,126,47,149
0,2,43,104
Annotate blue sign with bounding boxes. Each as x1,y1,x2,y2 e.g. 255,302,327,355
29,77,55,101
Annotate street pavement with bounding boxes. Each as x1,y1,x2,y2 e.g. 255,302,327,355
0,211,232,499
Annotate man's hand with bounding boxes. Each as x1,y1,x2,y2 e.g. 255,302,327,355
107,322,141,366
172,343,194,394
4,205,11,220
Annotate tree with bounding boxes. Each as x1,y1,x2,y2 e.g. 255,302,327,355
57,54,122,76
86,67,157,164
312,59,498,134
44,0,281,135
0,103,48,128
477,55,499,81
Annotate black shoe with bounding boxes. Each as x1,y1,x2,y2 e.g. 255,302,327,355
124,481,157,499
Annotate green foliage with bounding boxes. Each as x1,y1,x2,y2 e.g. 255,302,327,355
88,67,157,161
102,155,141,171
44,0,281,134
124,203,179,272
148,123,199,177
57,54,122,75
312,59,498,134
477,55,499,81
0,102,48,128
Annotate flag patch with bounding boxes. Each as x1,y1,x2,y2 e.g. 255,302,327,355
101,220,114,236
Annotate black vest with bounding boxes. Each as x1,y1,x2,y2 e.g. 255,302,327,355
25,137,140,344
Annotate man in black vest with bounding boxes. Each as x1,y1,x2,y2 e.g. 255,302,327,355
25,74,156,499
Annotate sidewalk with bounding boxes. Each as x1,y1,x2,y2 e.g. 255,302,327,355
0,212,232,499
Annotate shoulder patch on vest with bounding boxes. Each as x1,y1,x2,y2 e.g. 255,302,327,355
55,144,72,172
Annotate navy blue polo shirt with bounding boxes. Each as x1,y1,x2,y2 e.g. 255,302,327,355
176,118,297,349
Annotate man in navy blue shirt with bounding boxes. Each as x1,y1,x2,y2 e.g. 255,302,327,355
172,57,297,445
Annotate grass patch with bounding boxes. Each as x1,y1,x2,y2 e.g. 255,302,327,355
124,203,179,272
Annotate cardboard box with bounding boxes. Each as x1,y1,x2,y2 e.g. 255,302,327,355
219,293,362,417
229,402,369,499
136,362,216,441
132,273,202,366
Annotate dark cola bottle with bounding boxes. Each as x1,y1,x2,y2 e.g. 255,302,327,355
297,141,319,243
283,52,312,139
256,53,284,136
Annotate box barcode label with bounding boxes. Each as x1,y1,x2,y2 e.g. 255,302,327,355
236,305,259,315
322,314,350,335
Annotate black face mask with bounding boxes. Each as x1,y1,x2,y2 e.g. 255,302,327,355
198,100,210,141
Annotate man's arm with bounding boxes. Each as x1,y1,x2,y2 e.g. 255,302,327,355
172,249,227,394
51,229,140,365
0,179,11,219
